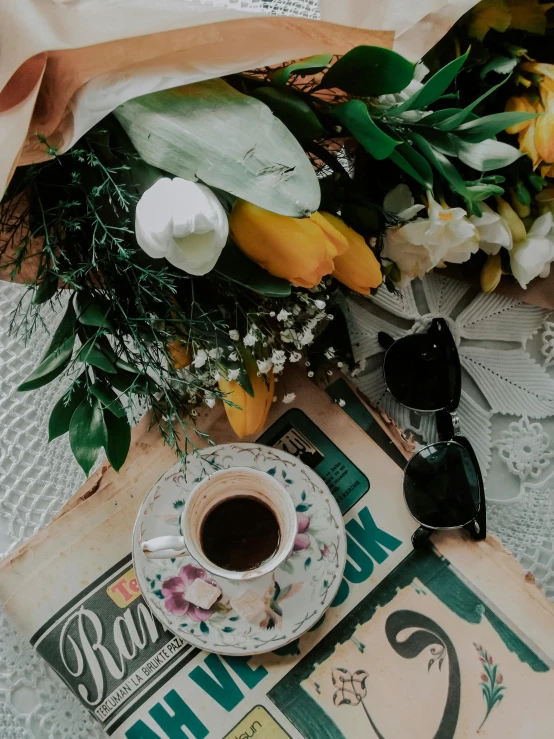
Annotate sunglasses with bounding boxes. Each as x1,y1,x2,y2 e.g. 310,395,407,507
378,318,486,548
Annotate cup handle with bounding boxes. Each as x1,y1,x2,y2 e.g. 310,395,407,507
141,535,188,559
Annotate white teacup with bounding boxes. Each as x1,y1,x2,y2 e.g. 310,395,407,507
141,467,297,581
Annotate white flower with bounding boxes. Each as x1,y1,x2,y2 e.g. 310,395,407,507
135,178,228,276
193,349,208,369
382,193,478,286
273,363,285,374
243,329,257,347
380,79,427,122
257,358,273,374
213,370,221,381
277,309,291,322
228,329,239,341
227,368,240,381
337,398,346,407
314,299,326,310
383,184,425,220
510,212,554,289
280,329,295,344
271,349,286,364
228,351,239,362
208,347,223,360
470,203,513,256
282,393,296,404
289,351,302,362
324,347,336,359
300,328,314,346
205,397,216,408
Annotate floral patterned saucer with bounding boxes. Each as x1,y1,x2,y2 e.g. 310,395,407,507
132,443,346,655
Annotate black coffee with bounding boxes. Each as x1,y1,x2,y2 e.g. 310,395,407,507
200,496,280,571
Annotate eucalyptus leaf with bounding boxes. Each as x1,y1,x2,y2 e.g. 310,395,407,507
104,410,131,472
456,138,523,171
75,292,114,331
269,54,333,86
69,397,107,475
48,376,87,442
392,49,469,114
78,344,117,373
33,274,59,305
114,78,320,218
215,242,291,297
334,101,399,160
453,111,539,143
249,87,324,141
18,301,77,391
437,76,511,131
90,383,127,418
318,46,414,97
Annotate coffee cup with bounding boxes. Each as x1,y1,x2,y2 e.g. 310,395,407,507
141,467,297,581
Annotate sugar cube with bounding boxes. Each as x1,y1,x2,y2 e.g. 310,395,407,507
230,589,266,623
186,579,221,609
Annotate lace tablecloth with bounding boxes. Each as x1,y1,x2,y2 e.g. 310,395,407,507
2,2,554,734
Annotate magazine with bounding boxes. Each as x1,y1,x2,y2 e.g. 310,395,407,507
1,370,554,738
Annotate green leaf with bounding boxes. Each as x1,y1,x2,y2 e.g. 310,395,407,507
104,409,131,472
480,55,518,78
115,78,320,218
75,292,114,331
249,86,324,141
110,367,147,394
516,181,531,206
412,133,469,197
268,54,333,86
78,344,117,373
437,76,511,131
215,242,291,297
392,49,469,114
529,173,547,191
33,275,59,305
48,376,87,442
18,301,77,391
456,138,523,171
334,101,399,160
465,183,505,201
318,46,414,97
114,358,141,374
389,146,434,189
453,111,539,143
69,397,107,475
90,383,127,418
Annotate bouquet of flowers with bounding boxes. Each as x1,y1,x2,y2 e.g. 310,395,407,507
1,0,553,475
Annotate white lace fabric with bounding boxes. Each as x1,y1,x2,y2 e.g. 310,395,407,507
346,274,554,596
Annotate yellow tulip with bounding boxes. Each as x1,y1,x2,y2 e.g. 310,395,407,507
534,111,554,164
496,197,527,242
505,96,536,135
319,212,382,295
218,361,274,438
518,118,542,169
230,200,348,288
480,254,503,293
167,341,191,370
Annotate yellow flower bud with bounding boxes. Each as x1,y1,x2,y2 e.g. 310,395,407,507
318,212,382,295
505,96,535,135
218,360,274,438
167,341,191,370
496,197,527,242
229,201,348,288
480,253,503,293
534,112,554,164
510,190,531,218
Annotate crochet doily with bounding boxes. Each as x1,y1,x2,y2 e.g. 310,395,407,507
346,274,554,598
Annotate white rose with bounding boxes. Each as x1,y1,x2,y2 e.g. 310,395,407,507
470,203,513,255
510,212,554,288
135,178,228,276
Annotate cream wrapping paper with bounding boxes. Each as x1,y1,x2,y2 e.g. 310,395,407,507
0,0,482,199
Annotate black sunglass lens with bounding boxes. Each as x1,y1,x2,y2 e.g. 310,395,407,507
383,331,458,411
404,441,480,529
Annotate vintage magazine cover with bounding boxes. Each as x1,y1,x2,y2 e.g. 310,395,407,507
1,369,554,738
